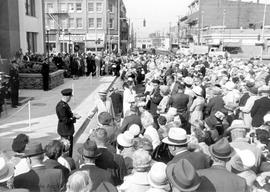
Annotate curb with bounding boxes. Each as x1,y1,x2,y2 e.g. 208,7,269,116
73,76,119,143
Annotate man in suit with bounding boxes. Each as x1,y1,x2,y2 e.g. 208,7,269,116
9,59,20,108
251,86,270,127
14,143,65,192
166,75,178,96
56,89,81,157
163,128,210,170
93,128,127,185
197,138,248,192
147,79,162,127
77,138,114,190
204,86,225,117
120,105,142,133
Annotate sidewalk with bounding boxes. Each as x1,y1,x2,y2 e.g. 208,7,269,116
0,76,117,152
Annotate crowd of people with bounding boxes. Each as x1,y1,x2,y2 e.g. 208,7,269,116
1,51,270,192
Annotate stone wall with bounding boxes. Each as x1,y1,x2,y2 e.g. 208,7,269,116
19,70,64,89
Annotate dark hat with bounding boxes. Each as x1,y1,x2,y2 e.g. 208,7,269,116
24,143,44,157
209,138,234,160
158,115,167,126
151,79,160,84
78,139,101,158
98,112,113,125
95,182,118,192
12,134,29,153
61,88,73,96
166,159,201,192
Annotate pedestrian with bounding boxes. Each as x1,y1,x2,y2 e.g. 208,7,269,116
41,61,50,91
56,88,81,157
9,59,20,108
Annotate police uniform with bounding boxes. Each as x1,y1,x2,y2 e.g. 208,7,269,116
9,62,20,107
56,89,76,157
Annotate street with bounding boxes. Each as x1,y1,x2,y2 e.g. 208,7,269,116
0,76,120,157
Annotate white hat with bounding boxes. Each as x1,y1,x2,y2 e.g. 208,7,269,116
184,77,194,85
117,131,134,147
162,128,190,146
224,81,235,91
0,157,14,183
263,113,270,123
147,162,168,189
192,86,203,96
128,124,140,137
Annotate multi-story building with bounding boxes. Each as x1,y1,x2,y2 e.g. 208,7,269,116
0,0,45,58
180,0,270,57
44,0,128,54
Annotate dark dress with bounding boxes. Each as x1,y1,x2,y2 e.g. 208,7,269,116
9,65,19,107
41,63,50,91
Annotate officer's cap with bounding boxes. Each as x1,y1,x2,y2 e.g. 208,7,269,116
61,88,73,96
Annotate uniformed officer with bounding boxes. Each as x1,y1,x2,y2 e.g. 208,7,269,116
56,88,81,157
9,60,20,108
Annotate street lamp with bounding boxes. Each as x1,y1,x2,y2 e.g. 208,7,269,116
46,27,50,63
68,32,71,54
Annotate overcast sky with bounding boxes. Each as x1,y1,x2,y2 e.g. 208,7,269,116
122,0,193,38
122,0,270,38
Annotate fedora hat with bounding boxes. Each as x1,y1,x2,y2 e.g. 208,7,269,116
226,119,250,132
162,128,190,146
148,162,168,189
78,139,101,158
0,157,14,183
128,124,140,137
24,143,44,157
209,138,234,160
117,131,134,147
166,159,201,192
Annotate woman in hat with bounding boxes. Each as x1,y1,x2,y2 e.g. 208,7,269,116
189,86,205,125
157,85,171,114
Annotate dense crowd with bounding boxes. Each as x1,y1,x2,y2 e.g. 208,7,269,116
1,52,270,192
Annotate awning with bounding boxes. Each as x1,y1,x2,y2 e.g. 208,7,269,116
223,42,241,47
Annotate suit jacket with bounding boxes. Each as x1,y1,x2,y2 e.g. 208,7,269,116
44,159,70,183
251,96,270,127
110,91,123,115
96,148,127,186
168,93,189,113
14,166,64,192
198,165,248,192
120,114,142,133
78,164,114,190
56,100,76,136
149,87,163,116
168,150,210,170
204,96,225,116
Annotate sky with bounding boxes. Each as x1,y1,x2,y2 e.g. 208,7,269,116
122,0,270,38
122,0,193,38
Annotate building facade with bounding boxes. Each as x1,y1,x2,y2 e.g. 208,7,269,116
180,0,270,57
0,0,45,58
44,0,128,54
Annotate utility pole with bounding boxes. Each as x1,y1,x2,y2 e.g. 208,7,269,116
221,9,226,51
261,1,267,61
118,0,121,55
177,16,180,48
201,11,204,45
95,0,98,54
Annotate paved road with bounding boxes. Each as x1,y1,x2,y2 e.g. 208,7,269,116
0,76,119,156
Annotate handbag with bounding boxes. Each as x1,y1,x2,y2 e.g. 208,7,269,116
152,143,173,164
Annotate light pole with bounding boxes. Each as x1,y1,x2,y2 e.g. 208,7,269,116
201,11,204,45
221,9,226,51
118,0,121,55
68,32,71,54
46,29,50,63
261,1,268,61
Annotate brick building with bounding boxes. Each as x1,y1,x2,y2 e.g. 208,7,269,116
180,0,270,57
44,0,129,54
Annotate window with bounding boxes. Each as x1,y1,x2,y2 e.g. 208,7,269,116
76,18,83,28
88,2,94,12
88,18,94,28
59,3,67,12
96,2,103,12
60,18,68,29
26,32,37,53
109,3,113,12
69,18,75,28
109,18,114,29
97,18,102,29
47,3,53,12
48,18,54,29
76,3,82,11
26,0,35,16
68,3,74,12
